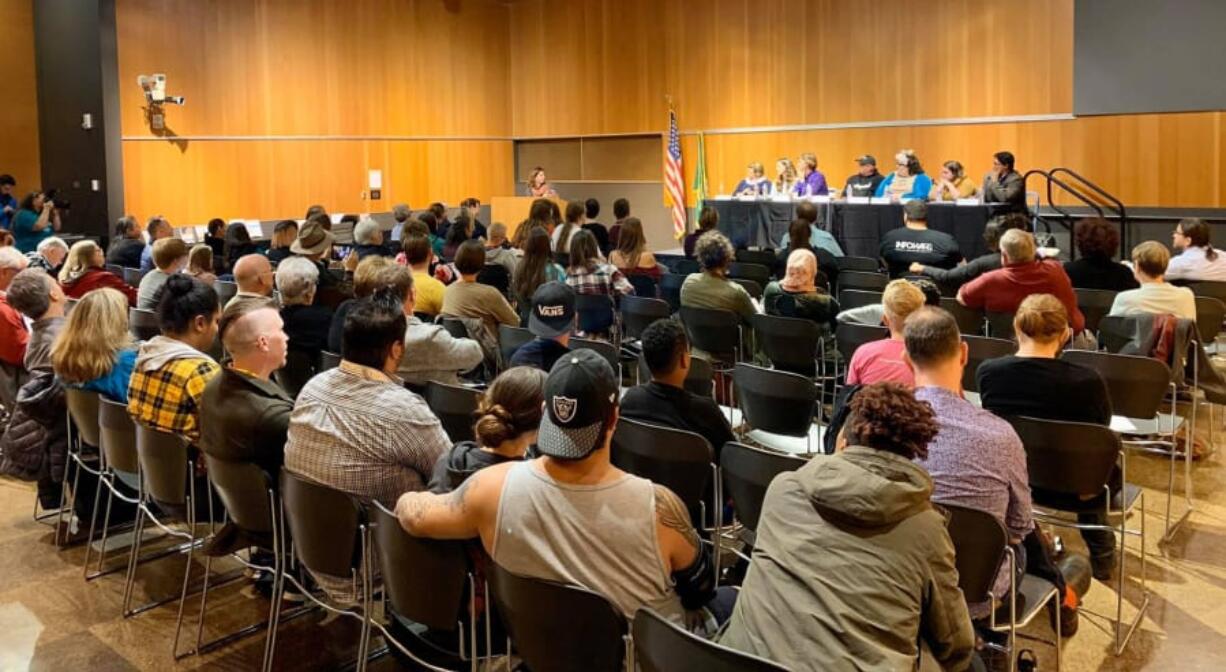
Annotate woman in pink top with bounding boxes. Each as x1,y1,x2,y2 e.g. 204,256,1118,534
846,279,927,386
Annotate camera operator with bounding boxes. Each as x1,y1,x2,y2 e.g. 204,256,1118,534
0,175,17,229
11,191,62,254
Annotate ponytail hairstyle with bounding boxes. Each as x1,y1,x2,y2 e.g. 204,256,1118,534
1179,218,1216,261
473,366,548,450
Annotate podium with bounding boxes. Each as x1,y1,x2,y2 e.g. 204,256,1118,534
491,196,568,240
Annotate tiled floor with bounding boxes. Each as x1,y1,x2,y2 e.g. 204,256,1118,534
3,418,1226,670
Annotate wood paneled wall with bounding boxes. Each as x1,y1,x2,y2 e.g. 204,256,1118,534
508,0,1073,137
681,112,1226,209
0,0,41,195
116,0,513,223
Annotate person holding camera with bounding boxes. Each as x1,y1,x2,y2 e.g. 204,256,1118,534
11,191,62,254
0,175,17,229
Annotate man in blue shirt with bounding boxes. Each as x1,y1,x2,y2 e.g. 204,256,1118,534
0,175,16,229
777,201,843,258
509,281,573,372
139,216,173,272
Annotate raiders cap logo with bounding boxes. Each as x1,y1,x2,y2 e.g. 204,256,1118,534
552,396,577,423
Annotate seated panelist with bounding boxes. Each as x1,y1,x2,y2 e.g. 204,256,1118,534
733,162,773,197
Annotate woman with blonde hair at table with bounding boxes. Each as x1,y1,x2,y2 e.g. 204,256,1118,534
774,158,799,195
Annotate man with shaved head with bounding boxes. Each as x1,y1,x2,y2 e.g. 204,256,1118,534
200,297,292,477
228,254,276,309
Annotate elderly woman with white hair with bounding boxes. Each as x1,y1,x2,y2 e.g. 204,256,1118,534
26,236,69,275
277,256,334,365
344,216,392,271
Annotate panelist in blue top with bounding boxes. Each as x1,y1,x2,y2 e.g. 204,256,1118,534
733,162,773,197
875,149,933,201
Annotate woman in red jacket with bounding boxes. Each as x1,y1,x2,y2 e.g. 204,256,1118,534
59,240,138,306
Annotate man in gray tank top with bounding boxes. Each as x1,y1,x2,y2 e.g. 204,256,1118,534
394,349,732,627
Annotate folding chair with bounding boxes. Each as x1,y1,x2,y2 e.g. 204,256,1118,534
836,270,889,292
1074,288,1118,336
424,381,483,443
732,363,821,456
620,296,670,342
941,297,986,336
633,608,788,672
498,324,535,370
836,289,882,313
659,273,687,313
735,249,778,268
635,353,713,398
129,308,161,341
835,256,880,273
728,262,771,290
719,441,805,552
985,311,1016,340
213,280,239,307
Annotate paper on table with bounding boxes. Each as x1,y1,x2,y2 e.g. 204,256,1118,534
956,198,981,206
714,195,733,200
178,227,196,244
869,197,892,205
770,193,792,202
194,225,208,240
846,196,870,204
811,195,832,203
244,219,263,239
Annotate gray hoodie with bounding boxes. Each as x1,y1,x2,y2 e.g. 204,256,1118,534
720,446,975,672
135,335,213,372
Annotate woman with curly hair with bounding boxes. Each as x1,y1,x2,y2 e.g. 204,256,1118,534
722,382,973,672
1062,217,1138,291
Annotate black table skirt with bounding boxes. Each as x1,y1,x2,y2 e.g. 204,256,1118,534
703,200,831,249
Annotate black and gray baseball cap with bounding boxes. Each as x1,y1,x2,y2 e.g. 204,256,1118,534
528,281,575,339
537,349,619,460
856,154,877,166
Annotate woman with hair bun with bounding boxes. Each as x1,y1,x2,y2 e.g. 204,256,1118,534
427,366,547,493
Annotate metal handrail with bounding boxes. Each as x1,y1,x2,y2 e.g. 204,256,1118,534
1023,168,1130,259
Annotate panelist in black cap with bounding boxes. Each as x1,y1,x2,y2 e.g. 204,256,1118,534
395,350,734,628
842,155,885,199
509,281,575,372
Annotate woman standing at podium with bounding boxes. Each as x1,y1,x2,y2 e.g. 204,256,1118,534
524,166,558,198
928,160,982,201
733,162,773,196
774,158,799,195
874,149,932,201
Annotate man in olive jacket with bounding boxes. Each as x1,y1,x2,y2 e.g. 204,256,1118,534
720,383,975,672
200,298,292,478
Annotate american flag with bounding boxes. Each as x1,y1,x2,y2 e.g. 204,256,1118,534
664,109,686,239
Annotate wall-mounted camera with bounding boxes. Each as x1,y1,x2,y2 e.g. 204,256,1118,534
138,73,184,131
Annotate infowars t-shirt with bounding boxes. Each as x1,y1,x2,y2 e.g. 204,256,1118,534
879,227,962,278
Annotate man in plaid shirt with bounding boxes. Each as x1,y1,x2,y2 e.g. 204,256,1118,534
128,275,221,444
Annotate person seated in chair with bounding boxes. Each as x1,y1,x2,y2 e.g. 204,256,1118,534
106,215,145,269
442,240,520,339
879,200,962,278
138,216,173,273
7,268,68,373
396,350,734,629
200,297,293,479
957,229,1085,337
720,383,974,671
763,249,839,333
1062,218,1138,292
911,213,1028,293
510,282,575,373
1108,241,1196,321
375,262,484,387
681,231,758,324
229,254,276,309
905,306,1079,647
845,279,927,387
276,257,333,368
483,222,519,278
620,319,735,460
127,275,221,445
0,247,31,385
976,294,1117,581
137,238,190,310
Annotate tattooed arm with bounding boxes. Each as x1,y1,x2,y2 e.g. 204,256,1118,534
653,484,716,610
395,462,510,544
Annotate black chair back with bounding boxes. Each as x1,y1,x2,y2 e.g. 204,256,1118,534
837,270,889,292
943,504,1008,604
105,263,124,278
985,311,1016,340
751,313,820,376
835,256,880,273
659,273,687,312
940,297,985,336
65,388,101,448
732,363,818,437
1074,288,1118,334
571,337,620,376
963,335,1016,393
319,350,342,372
279,470,363,579
633,608,789,672
1060,349,1171,420
477,263,511,297
720,442,805,533
728,262,771,289
424,381,482,443
213,280,239,307
440,316,469,340
1194,295,1225,343
671,258,700,275
575,293,616,335
621,296,670,340
837,289,882,312
1187,280,1226,304
636,354,714,398
628,274,658,299
135,425,189,510
735,249,777,268
679,306,741,363
275,349,316,399
123,267,145,287
129,308,160,341
499,324,535,367
1007,416,1122,503
98,398,139,475
611,419,713,518
834,323,889,364
487,563,627,672
204,455,273,535
730,277,763,299
553,252,570,269
371,502,468,632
